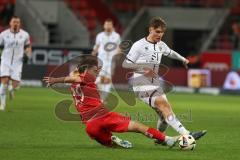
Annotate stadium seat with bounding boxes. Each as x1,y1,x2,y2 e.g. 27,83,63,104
143,0,162,6
87,19,97,31
79,0,88,9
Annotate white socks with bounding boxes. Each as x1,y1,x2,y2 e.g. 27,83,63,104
0,84,7,110
165,114,190,135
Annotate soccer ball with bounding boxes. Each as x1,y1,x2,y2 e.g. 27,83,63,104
178,135,196,150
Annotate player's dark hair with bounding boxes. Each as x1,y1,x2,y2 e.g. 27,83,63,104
11,15,21,20
77,56,98,73
149,17,166,30
105,18,113,23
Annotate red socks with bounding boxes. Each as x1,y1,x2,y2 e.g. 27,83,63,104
145,128,165,142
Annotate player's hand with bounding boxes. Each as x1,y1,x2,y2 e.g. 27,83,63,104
143,67,157,78
43,77,55,87
183,59,189,69
23,54,29,64
91,50,98,56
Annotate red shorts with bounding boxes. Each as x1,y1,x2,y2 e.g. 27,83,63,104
85,112,131,146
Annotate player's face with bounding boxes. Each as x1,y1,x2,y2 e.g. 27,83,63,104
10,18,21,32
104,21,113,32
87,66,101,78
149,26,165,42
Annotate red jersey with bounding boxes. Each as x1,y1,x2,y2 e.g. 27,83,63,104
71,73,109,123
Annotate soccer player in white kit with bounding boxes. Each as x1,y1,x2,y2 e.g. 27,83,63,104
122,17,206,141
92,19,121,100
0,16,32,110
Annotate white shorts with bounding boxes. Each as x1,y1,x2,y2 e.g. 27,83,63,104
99,63,112,78
132,74,168,108
0,62,23,81
99,59,116,78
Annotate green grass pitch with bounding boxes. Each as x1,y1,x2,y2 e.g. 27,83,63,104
0,87,240,160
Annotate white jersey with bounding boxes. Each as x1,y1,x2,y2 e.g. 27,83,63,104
0,29,30,65
126,38,171,77
125,37,187,107
95,31,121,62
0,29,30,81
125,38,172,107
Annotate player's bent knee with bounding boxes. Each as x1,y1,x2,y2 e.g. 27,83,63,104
154,97,168,107
95,138,112,147
86,124,99,137
154,97,172,116
86,125,112,146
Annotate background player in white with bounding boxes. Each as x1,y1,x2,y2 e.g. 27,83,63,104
92,19,121,100
0,16,32,110
122,17,206,141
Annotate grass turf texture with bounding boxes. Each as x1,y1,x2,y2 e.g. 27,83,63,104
0,87,240,160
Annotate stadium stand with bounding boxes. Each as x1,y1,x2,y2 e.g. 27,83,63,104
2,0,240,51
210,1,240,50
0,0,239,91
65,0,122,44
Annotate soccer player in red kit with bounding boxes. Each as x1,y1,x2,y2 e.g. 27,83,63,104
43,56,180,148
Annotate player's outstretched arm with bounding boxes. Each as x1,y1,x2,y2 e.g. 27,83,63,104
166,50,189,69
43,76,81,86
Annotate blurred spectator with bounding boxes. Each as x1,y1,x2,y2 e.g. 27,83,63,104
223,71,240,90
231,21,240,50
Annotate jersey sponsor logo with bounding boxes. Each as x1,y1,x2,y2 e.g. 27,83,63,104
104,42,117,52
151,52,160,62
